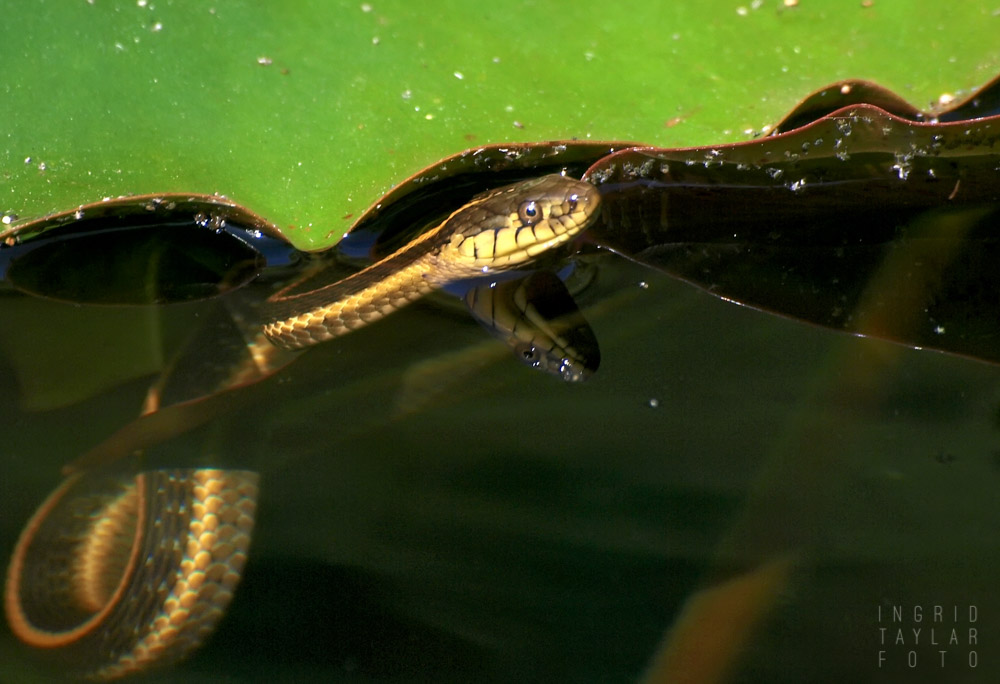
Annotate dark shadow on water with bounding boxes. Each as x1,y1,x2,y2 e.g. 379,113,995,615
187,558,491,683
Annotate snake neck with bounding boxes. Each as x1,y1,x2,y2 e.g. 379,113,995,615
263,232,452,350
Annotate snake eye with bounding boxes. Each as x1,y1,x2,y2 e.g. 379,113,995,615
518,200,540,226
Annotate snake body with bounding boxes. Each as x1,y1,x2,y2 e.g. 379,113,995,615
5,468,258,680
5,174,599,680
263,174,601,350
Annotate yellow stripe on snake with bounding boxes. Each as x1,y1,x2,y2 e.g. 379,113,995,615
5,175,600,680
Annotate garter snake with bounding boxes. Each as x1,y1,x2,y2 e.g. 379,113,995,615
262,174,601,350
5,174,600,680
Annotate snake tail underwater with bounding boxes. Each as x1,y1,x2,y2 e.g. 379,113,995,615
262,174,601,351
5,468,259,681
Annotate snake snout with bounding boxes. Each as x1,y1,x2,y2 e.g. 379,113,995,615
566,193,579,213
563,179,601,218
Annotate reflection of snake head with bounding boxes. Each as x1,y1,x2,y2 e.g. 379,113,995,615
443,174,601,270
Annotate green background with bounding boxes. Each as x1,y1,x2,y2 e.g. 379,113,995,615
3,0,1000,249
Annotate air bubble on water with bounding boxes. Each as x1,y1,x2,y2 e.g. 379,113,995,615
789,178,806,193
648,398,659,408
1,212,18,225
891,153,912,180
401,89,412,100
765,167,784,180
194,212,210,228
558,359,585,383
835,119,852,137
934,324,946,335
835,150,850,162
23,156,31,164
638,281,649,290
73,209,85,220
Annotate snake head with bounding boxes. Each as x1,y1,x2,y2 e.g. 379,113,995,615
447,174,601,271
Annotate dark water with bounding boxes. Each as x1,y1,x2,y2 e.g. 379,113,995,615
2,235,999,682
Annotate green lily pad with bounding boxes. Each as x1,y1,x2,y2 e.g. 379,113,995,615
3,1,999,250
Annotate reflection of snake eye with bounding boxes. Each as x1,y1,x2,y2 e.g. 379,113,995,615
567,194,579,212
516,343,538,362
518,200,540,226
